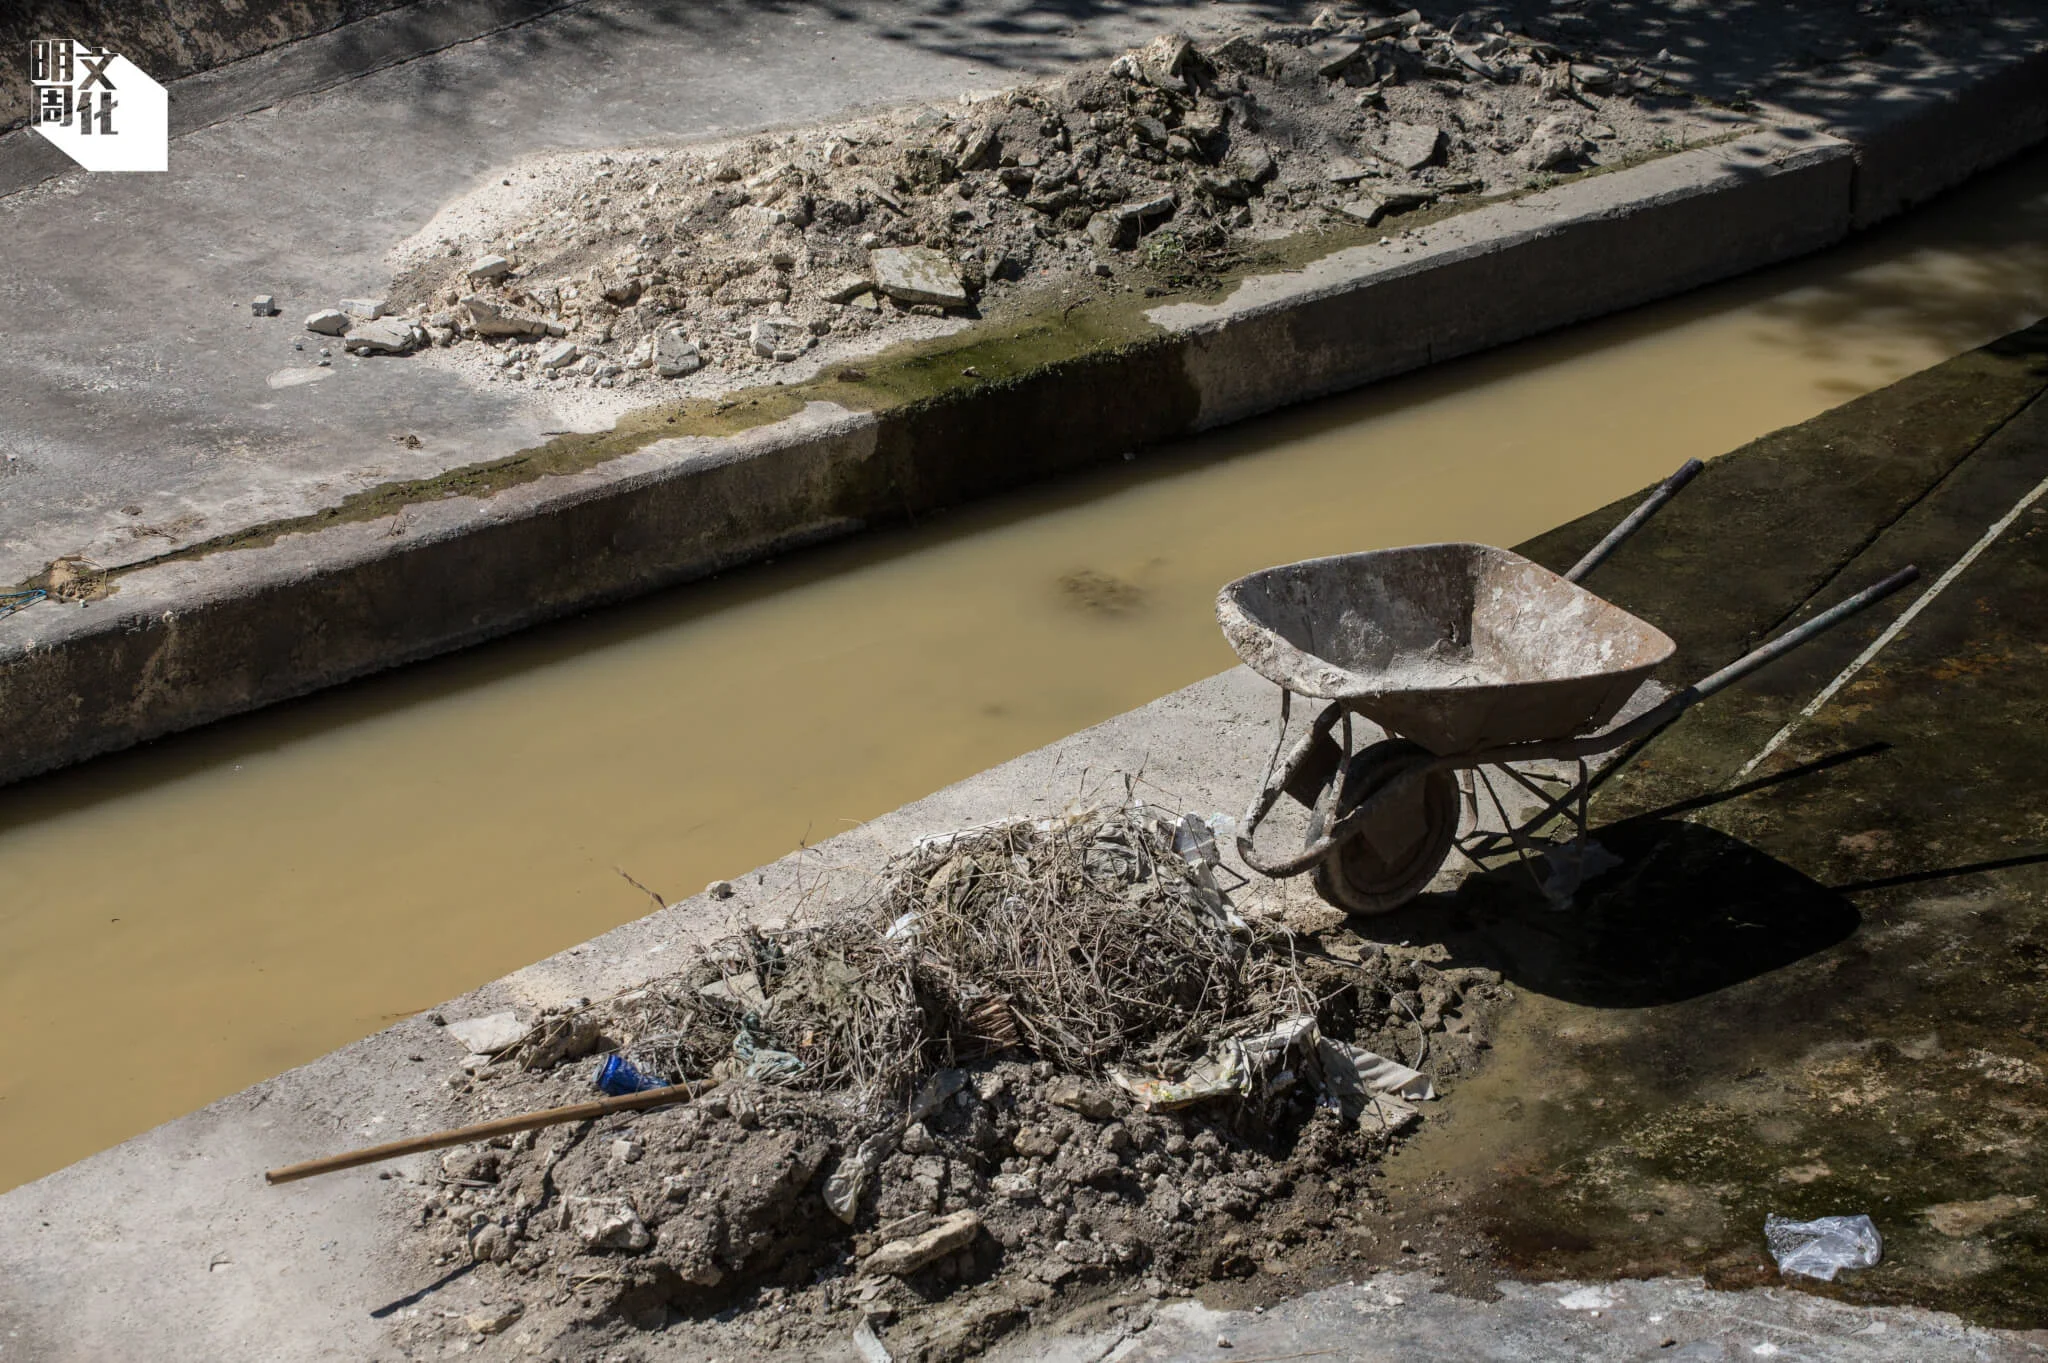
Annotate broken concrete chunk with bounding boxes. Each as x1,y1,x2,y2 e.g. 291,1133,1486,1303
1309,39,1368,79
571,1197,651,1251
1326,157,1373,185
1372,121,1444,172
341,317,418,355
601,275,643,305
817,271,875,304
537,340,582,369
869,246,968,308
1520,114,1590,170
466,254,515,284
852,1317,894,1363
652,330,702,378
463,1302,524,1335
750,317,811,359
339,297,386,320
1117,192,1177,224
1137,32,1195,89
445,1010,528,1055
303,309,350,336
863,1209,983,1276
1087,211,1133,252
251,295,279,317
459,295,553,338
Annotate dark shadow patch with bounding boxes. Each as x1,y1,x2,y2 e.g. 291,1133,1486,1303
1431,818,1860,1007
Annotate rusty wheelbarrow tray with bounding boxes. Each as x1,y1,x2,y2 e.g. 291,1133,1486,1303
1218,461,1921,914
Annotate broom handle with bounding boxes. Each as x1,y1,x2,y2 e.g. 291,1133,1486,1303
263,1079,714,1185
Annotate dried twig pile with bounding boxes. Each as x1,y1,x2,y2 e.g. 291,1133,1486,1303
597,806,1318,1103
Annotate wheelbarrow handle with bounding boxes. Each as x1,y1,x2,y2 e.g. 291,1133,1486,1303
1565,458,1704,583
1455,564,1924,769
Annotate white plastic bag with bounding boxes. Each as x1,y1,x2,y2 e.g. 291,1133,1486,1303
1765,1213,1882,1281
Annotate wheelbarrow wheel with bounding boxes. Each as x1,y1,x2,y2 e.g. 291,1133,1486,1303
1307,739,1459,916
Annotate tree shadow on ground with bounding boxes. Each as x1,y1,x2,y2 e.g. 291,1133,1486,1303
1400,817,1860,1008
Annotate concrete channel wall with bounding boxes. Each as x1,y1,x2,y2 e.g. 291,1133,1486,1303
1,39,2045,786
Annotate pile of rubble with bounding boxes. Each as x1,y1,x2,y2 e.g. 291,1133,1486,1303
391,806,1508,1361
296,16,1707,408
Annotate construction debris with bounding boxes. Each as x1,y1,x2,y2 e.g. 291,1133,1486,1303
336,18,1717,409
392,802,1509,1361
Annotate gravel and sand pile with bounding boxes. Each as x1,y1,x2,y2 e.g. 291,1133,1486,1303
390,806,1507,1361
312,15,1719,422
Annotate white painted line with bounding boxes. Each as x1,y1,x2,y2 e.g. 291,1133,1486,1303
1736,468,2048,780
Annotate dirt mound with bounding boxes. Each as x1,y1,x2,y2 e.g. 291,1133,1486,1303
393,806,1508,1360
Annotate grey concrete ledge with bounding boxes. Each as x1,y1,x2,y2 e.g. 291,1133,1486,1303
0,124,1862,788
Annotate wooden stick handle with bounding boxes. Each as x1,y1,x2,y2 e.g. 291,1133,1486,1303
263,1080,714,1185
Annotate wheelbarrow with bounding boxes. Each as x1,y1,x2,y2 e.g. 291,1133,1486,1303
1218,460,1920,914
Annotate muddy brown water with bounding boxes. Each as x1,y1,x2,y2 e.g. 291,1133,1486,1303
4,150,2048,1194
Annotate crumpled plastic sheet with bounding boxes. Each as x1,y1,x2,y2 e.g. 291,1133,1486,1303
1765,1213,1883,1281
1109,1013,1436,1127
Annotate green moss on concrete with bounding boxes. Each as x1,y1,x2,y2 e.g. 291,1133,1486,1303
37,135,1741,595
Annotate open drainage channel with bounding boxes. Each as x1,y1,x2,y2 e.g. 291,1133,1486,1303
1,144,2047,1196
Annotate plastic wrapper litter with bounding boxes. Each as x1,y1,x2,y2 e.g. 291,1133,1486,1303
1765,1213,1882,1281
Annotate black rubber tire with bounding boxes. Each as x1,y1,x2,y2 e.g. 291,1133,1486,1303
1306,739,1460,916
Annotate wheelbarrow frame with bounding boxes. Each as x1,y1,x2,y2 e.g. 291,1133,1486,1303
1229,460,1921,908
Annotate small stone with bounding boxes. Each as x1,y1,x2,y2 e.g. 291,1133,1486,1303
1046,1076,1114,1120
869,246,968,308
851,290,882,312
864,1209,983,1277
1570,63,1615,89
304,309,350,336
1216,1335,1234,1349
610,1137,643,1165
251,295,279,317
538,340,582,369
1091,261,1113,277
601,276,643,306
571,1197,651,1251
464,1302,523,1334
1372,122,1444,172
466,254,515,284
470,1224,512,1263
653,330,702,378
339,297,386,320
1087,211,1133,253
751,317,810,358
901,1123,937,1155
341,317,418,355
992,1172,1040,1203
705,878,735,899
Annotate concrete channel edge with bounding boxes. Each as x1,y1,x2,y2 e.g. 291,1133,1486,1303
0,108,2022,787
